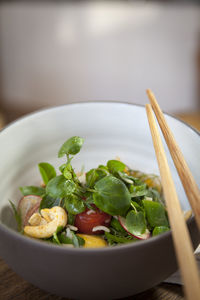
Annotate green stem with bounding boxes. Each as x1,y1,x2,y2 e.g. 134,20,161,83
66,153,70,162
86,188,96,193
131,201,137,213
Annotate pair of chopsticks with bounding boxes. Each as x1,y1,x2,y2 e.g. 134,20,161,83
145,90,200,300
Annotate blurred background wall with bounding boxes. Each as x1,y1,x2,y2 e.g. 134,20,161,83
0,1,200,121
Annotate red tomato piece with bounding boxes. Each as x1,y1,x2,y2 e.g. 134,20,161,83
75,207,111,234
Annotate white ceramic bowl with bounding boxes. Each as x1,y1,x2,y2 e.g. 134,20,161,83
0,102,199,299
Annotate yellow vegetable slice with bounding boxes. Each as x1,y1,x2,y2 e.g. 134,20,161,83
77,234,107,248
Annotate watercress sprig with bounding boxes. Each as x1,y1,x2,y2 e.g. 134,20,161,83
16,135,169,247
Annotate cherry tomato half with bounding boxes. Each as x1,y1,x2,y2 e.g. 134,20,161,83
75,207,111,234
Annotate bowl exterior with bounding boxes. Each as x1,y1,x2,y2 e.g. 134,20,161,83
0,102,199,299
0,218,199,299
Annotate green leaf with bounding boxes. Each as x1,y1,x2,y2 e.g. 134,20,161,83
117,171,138,185
9,200,22,232
84,194,95,210
52,232,61,245
56,226,64,234
63,168,72,180
105,232,134,245
110,218,127,233
142,200,169,228
59,232,73,245
38,162,56,185
129,183,148,198
93,175,131,216
71,231,85,248
98,165,108,171
67,213,75,225
146,188,164,205
46,175,76,198
39,195,60,210
152,226,170,236
125,210,147,236
52,226,64,245
107,160,126,174
64,194,85,215
58,136,84,157
131,201,144,213
59,159,73,173
86,169,98,188
59,230,85,248
19,186,46,196
86,168,107,188
76,234,85,247
53,228,85,247
59,163,67,173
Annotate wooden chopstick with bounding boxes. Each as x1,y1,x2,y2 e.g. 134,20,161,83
146,104,200,300
146,89,200,231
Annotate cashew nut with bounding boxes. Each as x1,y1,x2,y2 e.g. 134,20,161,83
40,209,52,223
24,206,67,239
28,213,47,226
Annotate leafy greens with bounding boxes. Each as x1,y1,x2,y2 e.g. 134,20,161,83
15,136,169,247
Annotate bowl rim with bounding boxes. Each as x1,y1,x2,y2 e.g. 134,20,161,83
0,101,199,254
1,101,199,137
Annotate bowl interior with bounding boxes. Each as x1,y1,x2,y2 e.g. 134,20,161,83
0,102,199,230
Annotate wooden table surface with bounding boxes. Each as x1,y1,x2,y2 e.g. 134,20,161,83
0,111,199,300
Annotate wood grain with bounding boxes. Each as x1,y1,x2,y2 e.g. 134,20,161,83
146,103,200,300
147,89,200,232
0,112,5,129
176,112,200,131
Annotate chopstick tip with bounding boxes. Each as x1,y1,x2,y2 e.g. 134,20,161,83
146,89,156,106
146,89,154,97
145,103,152,113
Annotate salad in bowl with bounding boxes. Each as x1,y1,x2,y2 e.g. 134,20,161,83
11,136,170,248
0,102,199,299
